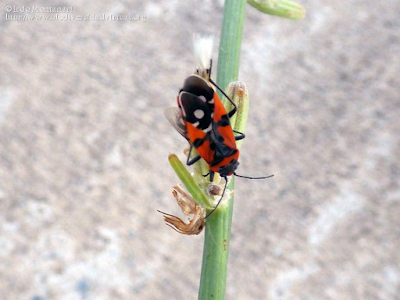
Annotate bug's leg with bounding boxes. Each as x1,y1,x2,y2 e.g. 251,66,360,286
205,177,228,218
228,108,236,119
187,155,202,165
209,170,215,182
207,60,238,118
233,130,245,141
186,145,202,166
186,145,210,179
209,77,238,118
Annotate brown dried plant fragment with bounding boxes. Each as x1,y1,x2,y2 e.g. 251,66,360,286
158,185,205,235
208,184,222,196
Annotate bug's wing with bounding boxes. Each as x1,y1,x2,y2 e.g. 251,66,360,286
164,107,188,139
213,97,237,150
179,92,213,132
179,92,215,164
182,75,214,101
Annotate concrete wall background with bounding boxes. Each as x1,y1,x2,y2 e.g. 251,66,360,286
0,0,399,299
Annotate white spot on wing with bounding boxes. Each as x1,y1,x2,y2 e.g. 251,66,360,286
194,109,205,119
203,123,212,133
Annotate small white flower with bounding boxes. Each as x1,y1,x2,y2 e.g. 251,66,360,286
192,34,214,74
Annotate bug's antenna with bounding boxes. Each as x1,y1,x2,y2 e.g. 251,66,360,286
233,173,274,180
205,178,228,219
205,173,274,218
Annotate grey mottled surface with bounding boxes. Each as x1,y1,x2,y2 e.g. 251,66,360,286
0,0,399,299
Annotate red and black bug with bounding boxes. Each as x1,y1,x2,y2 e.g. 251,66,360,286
166,62,243,177
166,60,273,216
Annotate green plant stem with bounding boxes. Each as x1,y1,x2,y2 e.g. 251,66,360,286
198,187,234,299
216,1,247,100
168,154,212,208
198,0,247,299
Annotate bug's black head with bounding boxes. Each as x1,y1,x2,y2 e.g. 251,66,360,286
218,159,239,178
